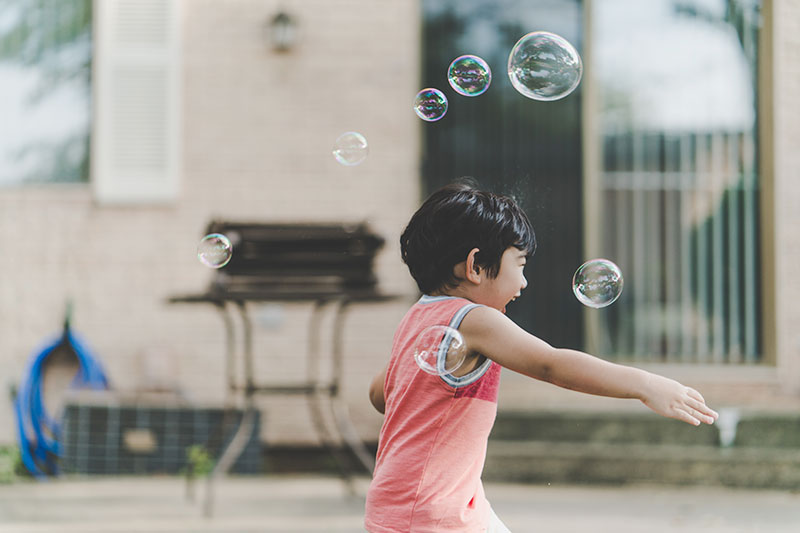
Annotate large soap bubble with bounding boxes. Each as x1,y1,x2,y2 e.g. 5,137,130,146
448,55,492,97
413,325,467,376
507,31,583,101
572,259,624,308
197,233,233,269
332,131,369,166
413,88,448,122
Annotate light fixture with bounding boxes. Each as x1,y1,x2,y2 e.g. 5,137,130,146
268,10,296,52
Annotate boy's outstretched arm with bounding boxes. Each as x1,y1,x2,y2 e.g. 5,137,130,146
460,307,718,426
369,364,387,414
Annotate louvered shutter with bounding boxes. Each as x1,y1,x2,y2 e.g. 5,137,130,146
92,0,181,204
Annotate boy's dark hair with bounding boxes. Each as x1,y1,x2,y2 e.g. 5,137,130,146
400,181,536,294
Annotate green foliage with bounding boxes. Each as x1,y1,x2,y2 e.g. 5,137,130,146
184,445,214,478
0,445,23,484
0,0,92,92
0,0,92,184
0,1,92,60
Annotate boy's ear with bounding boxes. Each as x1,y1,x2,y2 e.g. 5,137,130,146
464,248,482,283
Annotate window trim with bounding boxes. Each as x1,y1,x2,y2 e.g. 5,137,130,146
581,0,771,367
90,0,182,205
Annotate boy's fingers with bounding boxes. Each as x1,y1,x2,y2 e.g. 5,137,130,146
684,404,716,425
685,388,719,421
696,412,716,424
698,403,718,421
675,408,701,426
686,398,718,420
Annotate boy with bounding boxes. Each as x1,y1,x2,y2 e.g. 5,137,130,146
365,182,718,532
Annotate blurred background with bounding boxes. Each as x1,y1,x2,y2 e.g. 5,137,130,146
1,0,799,528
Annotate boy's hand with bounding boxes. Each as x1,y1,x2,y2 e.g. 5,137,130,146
640,373,719,426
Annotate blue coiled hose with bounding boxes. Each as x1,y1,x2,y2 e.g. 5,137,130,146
14,324,109,478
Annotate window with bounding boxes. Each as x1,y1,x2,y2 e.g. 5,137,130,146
92,0,181,204
0,0,92,185
588,0,762,363
422,0,585,349
0,0,180,203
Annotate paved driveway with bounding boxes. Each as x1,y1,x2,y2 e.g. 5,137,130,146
0,475,798,532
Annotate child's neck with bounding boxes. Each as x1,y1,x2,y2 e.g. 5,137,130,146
430,285,476,302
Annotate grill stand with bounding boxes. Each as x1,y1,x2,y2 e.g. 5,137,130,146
169,293,396,517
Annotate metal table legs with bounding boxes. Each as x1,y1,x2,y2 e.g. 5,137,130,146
202,298,375,517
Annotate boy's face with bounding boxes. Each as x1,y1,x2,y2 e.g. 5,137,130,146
481,247,528,313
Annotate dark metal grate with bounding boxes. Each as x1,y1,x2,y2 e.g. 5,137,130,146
60,403,261,475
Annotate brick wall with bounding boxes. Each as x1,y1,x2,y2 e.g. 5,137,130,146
0,0,421,446
772,0,800,392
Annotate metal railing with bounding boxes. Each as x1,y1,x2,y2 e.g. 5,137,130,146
595,129,760,364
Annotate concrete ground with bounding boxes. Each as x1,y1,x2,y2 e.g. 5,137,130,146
0,475,798,532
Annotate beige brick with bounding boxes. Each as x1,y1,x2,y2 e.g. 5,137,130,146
1,0,419,445
772,0,800,392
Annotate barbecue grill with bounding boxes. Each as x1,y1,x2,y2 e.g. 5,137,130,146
169,220,400,516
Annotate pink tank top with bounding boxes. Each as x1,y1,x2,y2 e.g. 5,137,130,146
365,295,501,532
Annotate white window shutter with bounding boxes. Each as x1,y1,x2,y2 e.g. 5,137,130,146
92,0,181,204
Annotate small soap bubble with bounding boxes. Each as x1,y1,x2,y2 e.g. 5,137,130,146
332,131,369,166
413,88,448,122
507,31,583,101
197,233,233,269
413,325,467,376
448,55,492,97
572,259,623,308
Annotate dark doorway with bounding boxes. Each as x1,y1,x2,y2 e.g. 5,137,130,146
421,0,585,348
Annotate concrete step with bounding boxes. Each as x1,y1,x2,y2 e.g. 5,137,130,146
491,410,800,447
484,440,800,489
484,410,800,489
260,411,800,490
492,411,717,445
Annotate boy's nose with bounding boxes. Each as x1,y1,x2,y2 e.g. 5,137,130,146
521,275,528,290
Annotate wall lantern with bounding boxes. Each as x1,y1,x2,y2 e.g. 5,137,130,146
268,11,296,52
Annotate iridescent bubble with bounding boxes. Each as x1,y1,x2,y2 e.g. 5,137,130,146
572,259,624,308
197,233,233,269
332,131,369,166
413,88,448,122
448,55,492,97
507,31,583,101
413,325,467,376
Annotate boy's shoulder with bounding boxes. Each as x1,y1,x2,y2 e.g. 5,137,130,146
411,295,484,322
415,294,476,307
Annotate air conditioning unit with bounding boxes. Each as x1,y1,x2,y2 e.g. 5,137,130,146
60,395,261,475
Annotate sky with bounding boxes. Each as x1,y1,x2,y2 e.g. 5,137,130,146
0,63,89,184
0,2,90,185
595,0,756,132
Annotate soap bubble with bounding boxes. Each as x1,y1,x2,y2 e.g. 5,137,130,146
332,131,369,166
448,55,492,97
413,88,448,122
507,31,583,101
413,325,467,376
197,233,233,268
572,259,623,308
